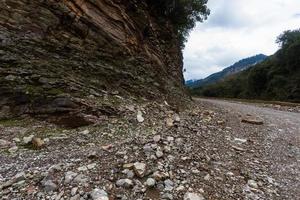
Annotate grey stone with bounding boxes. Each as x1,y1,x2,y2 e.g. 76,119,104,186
0,139,11,148
64,171,78,184
133,162,146,177
162,193,173,200
90,188,109,200
153,135,161,143
164,179,174,191
156,150,164,158
137,111,144,123
43,180,58,192
23,135,34,145
73,174,89,184
0,172,26,190
248,180,258,189
184,192,205,200
116,179,133,188
145,178,156,187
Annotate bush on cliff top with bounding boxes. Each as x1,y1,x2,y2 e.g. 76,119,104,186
147,0,210,47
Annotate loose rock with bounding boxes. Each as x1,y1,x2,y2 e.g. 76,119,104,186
43,180,58,192
184,192,205,200
133,162,146,177
145,178,156,187
90,188,109,200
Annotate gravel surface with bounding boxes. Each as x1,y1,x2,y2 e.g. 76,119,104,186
1,98,299,199
197,98,300,200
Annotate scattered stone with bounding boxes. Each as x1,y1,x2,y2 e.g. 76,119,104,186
234,138,247,144
167,136,174,142
32,137,45,149
126,170,135,178
184,192,205,200
88,151,98,159
48,164,63,172
241,115,264,125
166,118,174,127
162,193,173,199
43,180,58,192
64,171,78,184
0,172,26,190
143,144,153,153
73,174,89,184
153,171,167,181
217,120,225,125
232,146,246,152
204,174,210,181
248,180,258,189
23,135,34,145
55,191,64,200
87,163,97,170
133,162,146,177
176,185,185,191
5,75,17,81
116,179,133,188
80,130,90,135
101,144,113,151
156,150,164,158
8,146,18,153
123,163,134,169
0,139,11,148
173,113,181,122
70,194,81,200
137,111,144,123
145,178,156,187
153,135,161,143
90,188,109,200
12,137,21,143
71,187,78,196
164,179,174,191
78,166,88,171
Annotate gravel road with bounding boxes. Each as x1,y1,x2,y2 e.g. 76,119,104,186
197,98,300,200
1,98,299,199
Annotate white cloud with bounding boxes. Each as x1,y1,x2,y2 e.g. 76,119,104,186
183,0,300,80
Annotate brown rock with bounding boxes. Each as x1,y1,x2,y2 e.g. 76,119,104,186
166,118,174,127
241,116,264,125
32,137,45,149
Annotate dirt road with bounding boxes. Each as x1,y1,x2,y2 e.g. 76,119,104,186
197,98,300,200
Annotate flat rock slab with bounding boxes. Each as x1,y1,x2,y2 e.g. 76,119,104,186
241,115,264,125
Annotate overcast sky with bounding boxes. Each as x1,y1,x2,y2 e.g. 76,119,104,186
183,0,300,80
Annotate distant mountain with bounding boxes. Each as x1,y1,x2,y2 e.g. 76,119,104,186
186,54,268,88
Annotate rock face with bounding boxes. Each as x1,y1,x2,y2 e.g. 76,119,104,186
0,0,186,121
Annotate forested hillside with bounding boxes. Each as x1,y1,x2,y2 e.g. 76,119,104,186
191,29,300,102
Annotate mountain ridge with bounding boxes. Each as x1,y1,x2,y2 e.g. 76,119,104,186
186,54,267,88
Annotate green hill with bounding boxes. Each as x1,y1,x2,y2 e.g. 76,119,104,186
191,29,300,102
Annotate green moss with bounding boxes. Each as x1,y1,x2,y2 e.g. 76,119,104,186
0,119,25,127
25,85,44,95
47,88,64,95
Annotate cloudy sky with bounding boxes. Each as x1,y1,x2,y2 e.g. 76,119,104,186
183,0,300,80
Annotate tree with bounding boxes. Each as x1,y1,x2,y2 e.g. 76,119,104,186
276,29,300,48
147,0,210,47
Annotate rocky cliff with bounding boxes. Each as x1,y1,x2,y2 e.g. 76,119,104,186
0,0,186,125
